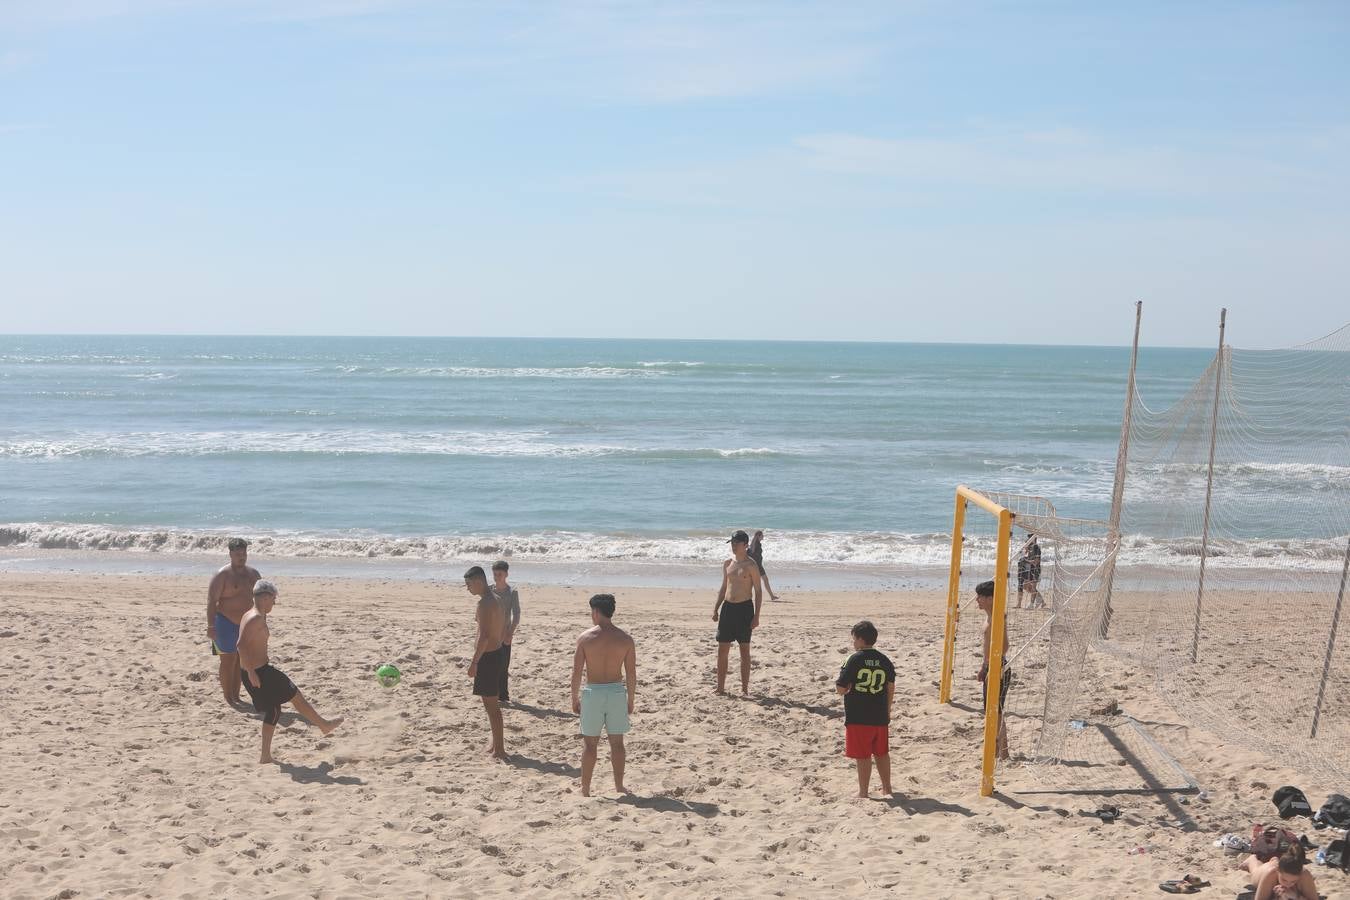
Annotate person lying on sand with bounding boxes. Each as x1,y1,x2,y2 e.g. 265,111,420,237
570,593,636,797
713,530,763,696
1242,846,1317,900
236,580,342,764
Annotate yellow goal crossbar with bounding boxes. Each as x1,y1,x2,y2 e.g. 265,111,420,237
938,485,1013,797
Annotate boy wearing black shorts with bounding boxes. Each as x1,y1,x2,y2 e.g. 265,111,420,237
836,620,896,798
974,580,1011,760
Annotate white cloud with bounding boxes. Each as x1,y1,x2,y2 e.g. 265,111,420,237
791,128,1333,195
379,0,899,103
1,0,898,102
0,49,35,72
0,0,408,28
569,124,1350,212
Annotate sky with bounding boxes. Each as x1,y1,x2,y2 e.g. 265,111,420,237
1,0,1347,347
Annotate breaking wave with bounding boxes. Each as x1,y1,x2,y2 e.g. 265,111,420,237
1,523,1343,571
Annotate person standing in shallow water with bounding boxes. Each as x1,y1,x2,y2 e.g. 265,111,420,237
713,530,764,696
205,537,260,707
571,593,636,797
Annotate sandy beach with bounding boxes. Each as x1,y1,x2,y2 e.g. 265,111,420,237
1,569,1345,899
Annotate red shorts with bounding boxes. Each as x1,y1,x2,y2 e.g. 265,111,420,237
845,724,889,759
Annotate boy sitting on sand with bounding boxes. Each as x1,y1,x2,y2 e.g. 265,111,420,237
835,620,896,798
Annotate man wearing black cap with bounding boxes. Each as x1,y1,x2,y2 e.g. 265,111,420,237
713,530,764,695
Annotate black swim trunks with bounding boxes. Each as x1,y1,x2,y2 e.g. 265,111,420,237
716,600,755,644
473,647,506,697
242,663,297,725
982,667,1013,716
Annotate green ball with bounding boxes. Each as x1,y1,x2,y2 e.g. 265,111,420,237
375,664,402,687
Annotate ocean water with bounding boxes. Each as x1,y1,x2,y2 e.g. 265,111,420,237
0,335,1340,573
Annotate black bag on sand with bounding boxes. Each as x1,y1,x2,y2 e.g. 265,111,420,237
1274,786,1313,819
1324,827,1350,872
1313,793,1350,830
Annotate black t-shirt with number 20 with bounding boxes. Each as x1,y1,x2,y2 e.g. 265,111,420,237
837,648,896,726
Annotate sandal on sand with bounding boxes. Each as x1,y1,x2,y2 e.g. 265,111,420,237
1159,875,1210,894
1095,805,1121,823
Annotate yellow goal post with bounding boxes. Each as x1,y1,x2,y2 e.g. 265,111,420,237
938,485,1012,797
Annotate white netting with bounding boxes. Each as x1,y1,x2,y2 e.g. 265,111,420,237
1100,320,1350,782
948,489,1192,792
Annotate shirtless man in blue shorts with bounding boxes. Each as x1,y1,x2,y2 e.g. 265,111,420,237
570,594,636,797
205,538,261,707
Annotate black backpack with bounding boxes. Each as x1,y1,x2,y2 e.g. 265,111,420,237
1273,785,1312,819
1314,793,1350,830
1324,827,1350,872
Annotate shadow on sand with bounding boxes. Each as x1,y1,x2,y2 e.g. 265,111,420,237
892,793,975,817
276,761,363,786
748,694,843,720
508,702,575,720
616,793,720,818
507,754,582,778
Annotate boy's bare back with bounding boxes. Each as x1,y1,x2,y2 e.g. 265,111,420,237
237,608,269,673
578,625,634,684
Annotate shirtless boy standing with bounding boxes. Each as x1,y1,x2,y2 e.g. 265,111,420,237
713,530,764,695
465,566,507,758
205,538,261,707
491,560,521,704
570,593,636,797
236,580,342,763
974,579,1011,761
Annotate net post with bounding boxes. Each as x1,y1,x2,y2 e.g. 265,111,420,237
980,506,1013,797
939,490,968,704
1191,308,1226,664
1101,300,1142,640
1310,536,1350,739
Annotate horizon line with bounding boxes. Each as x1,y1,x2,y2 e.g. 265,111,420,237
0,332,1220,351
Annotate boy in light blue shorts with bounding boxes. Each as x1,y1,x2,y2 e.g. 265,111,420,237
570,594,637,797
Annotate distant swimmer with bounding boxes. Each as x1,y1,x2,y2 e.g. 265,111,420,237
491,560,521,705
712,530,764,696
236,580,342,764
570,593,636,797
206,537,261,707
465,566,507,759
747,529,781,601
